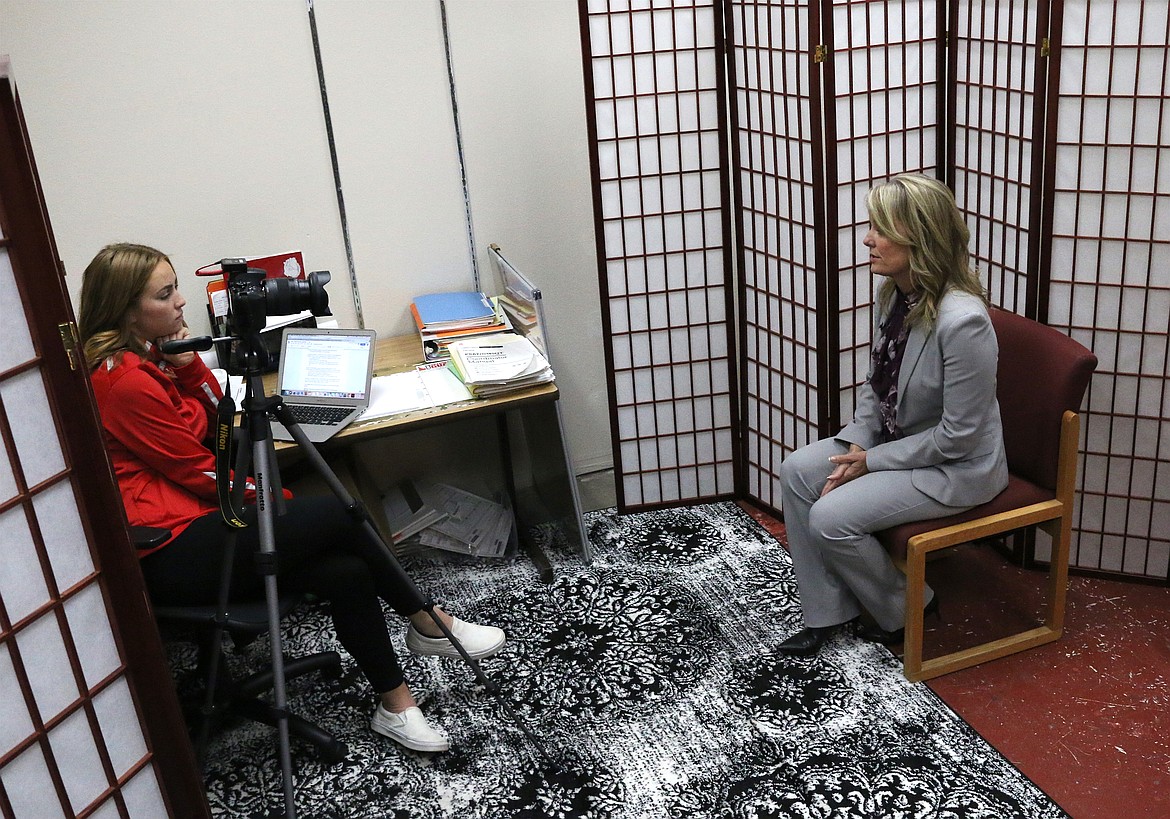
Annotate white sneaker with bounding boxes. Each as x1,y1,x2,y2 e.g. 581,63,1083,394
370,704,449,752
406,617,506,660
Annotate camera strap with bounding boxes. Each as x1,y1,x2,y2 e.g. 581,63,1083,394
214,395,249,529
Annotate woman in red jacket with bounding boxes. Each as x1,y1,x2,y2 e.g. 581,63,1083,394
79,242,504,753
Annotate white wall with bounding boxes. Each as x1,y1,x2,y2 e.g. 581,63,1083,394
0,0,612,475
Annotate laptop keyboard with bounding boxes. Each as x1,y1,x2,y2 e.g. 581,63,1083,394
286,405,353,426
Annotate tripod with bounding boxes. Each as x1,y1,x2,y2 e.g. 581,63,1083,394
217,338,554,817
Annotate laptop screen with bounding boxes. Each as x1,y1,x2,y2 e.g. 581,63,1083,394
280,331,374,400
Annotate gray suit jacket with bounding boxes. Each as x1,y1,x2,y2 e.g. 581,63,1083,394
838,289,1009,507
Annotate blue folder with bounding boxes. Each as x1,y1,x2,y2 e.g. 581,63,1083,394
413,291,495,326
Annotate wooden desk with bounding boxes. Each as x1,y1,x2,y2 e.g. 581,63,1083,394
266,334,559,444
264,334,588,580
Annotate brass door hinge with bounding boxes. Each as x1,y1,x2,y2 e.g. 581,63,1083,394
814,44,829,64
1041,37,1051,57
58,321,80,371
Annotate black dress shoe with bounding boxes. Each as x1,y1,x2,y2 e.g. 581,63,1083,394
776,626,837,656
776,617,859,657
857,623,904,645
858,595,941,644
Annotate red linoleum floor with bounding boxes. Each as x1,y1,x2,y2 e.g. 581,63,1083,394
738,501,1170,819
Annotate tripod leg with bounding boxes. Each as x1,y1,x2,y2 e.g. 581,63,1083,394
195,423,254,762
243,375,299,818
193,528,239,763
272,403,557,765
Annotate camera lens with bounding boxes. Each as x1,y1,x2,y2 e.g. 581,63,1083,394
264,270,332,317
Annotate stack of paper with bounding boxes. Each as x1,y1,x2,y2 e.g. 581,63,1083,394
359,361,473,419
411,291,512,361
386,480,513,558
446,332,555,398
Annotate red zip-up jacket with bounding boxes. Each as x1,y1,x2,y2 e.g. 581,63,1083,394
91,349,226,554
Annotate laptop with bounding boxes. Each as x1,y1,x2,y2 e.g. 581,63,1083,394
270,327,377,443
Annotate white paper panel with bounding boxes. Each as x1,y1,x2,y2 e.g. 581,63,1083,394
0,504,51,624
2,368,66,489
33,481,95,594
17,612,81,723
0,642,35,752
0,741,67,819
121,765,168,819
64,583,121,692
0,249,36,373
92,678,148,779
49,706,108,814
0,427,16,504
87,798,123,819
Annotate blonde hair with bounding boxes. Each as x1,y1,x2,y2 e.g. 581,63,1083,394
78,243,172,369
866,173,985,326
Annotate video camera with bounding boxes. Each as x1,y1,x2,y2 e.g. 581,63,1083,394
220,258,333,336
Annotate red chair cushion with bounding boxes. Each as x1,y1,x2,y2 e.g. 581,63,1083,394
878,474,1054,562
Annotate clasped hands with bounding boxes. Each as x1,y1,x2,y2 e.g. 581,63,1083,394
821,444,868,497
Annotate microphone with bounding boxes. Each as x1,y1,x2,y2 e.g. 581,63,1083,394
158,335,223,355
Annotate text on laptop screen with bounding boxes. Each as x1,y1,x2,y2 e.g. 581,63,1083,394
280,333,372,399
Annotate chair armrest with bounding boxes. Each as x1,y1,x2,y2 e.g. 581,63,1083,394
129,525,172,551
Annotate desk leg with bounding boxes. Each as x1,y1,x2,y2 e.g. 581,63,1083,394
507,401,590,562
497,413,555,583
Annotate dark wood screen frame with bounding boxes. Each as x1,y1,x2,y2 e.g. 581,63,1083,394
0,76,208,817
1042,1,1170,580
579,1,743,512
723,0,833,514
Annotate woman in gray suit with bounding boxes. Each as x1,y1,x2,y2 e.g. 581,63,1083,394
777,173,1008,656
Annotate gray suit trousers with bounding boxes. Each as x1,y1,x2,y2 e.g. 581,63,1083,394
779,437,970,631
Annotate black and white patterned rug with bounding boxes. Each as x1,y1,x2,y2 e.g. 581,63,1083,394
184,502,1067,818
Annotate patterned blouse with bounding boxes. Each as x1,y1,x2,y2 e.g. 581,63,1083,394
870,288,920,443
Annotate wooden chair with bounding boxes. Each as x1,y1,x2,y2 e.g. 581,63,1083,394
877,308,1097,682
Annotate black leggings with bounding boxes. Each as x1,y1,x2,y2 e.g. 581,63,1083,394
141,496,423,693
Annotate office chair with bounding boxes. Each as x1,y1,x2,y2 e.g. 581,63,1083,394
877,307,1098,682
133,526,349,765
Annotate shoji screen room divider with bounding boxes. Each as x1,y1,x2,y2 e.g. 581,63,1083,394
580,0,1170,583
